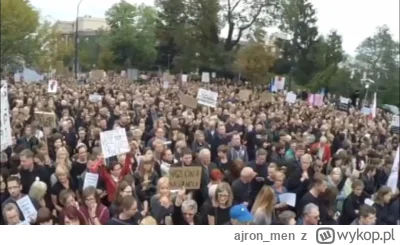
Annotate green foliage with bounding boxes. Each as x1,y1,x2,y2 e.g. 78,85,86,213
355,25,400,106
3,0,398,101
1,0,40,70
234,42,276,84
278,0,320,85
30,20,74,72
105,1,158,70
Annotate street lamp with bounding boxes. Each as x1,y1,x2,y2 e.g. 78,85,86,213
74,0,83,79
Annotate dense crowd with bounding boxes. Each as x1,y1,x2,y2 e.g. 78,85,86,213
0,76,399,226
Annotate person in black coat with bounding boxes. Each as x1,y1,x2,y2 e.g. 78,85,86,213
373,186,396,225
361,165,376,197
339,179,367,225
206,123,229,162
388,194,399,224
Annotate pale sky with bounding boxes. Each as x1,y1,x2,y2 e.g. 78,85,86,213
31,0,399,55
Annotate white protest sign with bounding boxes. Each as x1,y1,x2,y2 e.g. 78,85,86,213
100,128,130,158
89,94,103,103
285,91,297,104
47,79,58,93
211,72,216,78
163,81,169,89
361,107,371,116
201,72,210,83
274,76,285,90
387,147,399,193
14,73,20,82
278,193,296,207
0,84,12,151
181,74,188,83
16,195,37,221
390,115,399,128
339,97,350,104
197,88,218,108
313,94,324,106
83,172,99,190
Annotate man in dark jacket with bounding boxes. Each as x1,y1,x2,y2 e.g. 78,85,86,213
206,123,228,161
350,204,376,225
18,149,51,194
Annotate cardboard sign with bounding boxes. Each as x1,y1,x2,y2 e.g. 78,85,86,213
163,72,174,82
35,111,57,128
178,92,197,109
169,166,202,190
260,92,274,102
90,70,106,79
238,90,252,101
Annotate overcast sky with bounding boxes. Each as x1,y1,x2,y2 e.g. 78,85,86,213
30,0,399,55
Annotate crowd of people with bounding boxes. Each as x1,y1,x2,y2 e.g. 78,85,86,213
0,75,399,226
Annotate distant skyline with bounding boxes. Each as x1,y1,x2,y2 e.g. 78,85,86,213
30,0,400,55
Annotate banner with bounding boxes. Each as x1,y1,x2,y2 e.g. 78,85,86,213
0,84,12,151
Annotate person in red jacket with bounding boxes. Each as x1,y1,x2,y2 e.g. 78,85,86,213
311,136,332,165
96,154,132,203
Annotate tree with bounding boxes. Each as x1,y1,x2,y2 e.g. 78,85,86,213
355,25,400,105
221,0,281,51
1,0,39,70
234,42,276,84
308,30,345,91
105,1,158,69
31,20,74,72
155,0,188,70
277,0,320,85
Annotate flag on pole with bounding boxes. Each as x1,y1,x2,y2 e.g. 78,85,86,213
387,147,399,193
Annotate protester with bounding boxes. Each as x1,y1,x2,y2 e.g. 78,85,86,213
0,77,399,226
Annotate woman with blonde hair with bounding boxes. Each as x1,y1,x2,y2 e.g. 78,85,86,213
29,178,47,207
207,182,233,225
50,147,72,186
373,186,395,225
51,164,78,214
251,186,276,225
150,177,174,224
140,216,157,225
56,147,72,169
